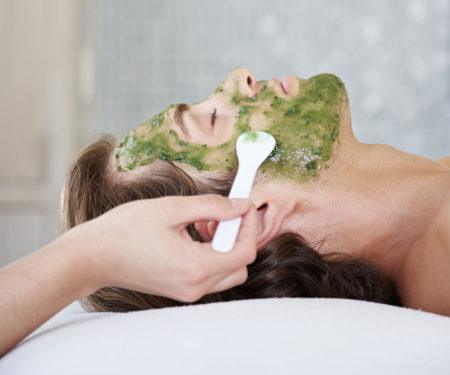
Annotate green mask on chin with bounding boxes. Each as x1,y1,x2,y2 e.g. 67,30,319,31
115,73,346,181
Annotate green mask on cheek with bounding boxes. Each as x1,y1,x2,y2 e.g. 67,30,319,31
116,73,346,181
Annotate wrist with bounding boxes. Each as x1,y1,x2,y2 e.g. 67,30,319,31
54,227,107,298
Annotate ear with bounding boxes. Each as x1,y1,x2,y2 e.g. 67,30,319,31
254,198,295,250
194,209,265,243
255,202,276,249
194,201,283,249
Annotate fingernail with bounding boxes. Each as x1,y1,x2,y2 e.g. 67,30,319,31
230,198,250,209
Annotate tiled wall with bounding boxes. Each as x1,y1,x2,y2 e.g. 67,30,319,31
0,0,79,266
82,0,449,158
1,0,449,265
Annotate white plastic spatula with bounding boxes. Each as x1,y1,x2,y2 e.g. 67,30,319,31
212,131,276,252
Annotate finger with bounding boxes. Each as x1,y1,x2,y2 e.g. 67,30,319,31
208,267,248,294
207,220,218,237
234,205,258,252
165,194,252,226
195,205,258,274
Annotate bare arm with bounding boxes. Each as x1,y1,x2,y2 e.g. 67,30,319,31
0,195,256,357
0,235,94,357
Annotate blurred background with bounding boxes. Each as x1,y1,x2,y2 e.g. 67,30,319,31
0,0,449,266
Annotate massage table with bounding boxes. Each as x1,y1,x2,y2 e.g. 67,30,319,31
1,298,449,374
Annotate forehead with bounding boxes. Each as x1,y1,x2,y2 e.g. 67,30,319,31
116,73,346,177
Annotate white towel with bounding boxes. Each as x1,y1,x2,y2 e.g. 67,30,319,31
1,298,449,375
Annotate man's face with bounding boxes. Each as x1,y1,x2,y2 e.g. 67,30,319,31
116,68,346,181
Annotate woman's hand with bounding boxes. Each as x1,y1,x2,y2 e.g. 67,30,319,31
0,194,256,357
72,194,258,302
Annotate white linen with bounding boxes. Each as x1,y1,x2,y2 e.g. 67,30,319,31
1,298,449,374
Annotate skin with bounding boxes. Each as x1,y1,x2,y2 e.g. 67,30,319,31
116,69,346,181
1,69,448,357
0,195,257,357
116,68,450,316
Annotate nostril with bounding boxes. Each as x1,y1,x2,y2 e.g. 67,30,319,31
247,76,253,86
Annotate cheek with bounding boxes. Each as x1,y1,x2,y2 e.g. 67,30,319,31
213,116,236,144
201,142,239,172
249,111,269,130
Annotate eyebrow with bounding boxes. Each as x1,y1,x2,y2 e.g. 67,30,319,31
174,103,190,138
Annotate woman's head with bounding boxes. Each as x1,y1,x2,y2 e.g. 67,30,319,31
61,133,400,312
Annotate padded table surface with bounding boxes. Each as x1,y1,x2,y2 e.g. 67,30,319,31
1,298,449,374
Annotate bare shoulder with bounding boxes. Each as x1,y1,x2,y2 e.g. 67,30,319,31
396,202,450,317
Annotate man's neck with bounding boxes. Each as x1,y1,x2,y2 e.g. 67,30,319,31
395,194,450,315
364,148,450,278
285,144,450,280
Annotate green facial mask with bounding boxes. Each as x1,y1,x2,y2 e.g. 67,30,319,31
116,73,346,181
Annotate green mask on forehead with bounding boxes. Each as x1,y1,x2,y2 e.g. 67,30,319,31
115,73,346,181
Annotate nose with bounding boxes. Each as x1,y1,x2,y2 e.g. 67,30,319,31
224,68,259,98
239,69,259,97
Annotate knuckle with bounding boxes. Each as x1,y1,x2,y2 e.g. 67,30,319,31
204,194,224,208
178,287,204,303
183,262,207,285
237,268,249,285
245,249,257,265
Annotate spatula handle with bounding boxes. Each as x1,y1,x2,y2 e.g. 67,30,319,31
212,166,256,252
211,216,243,253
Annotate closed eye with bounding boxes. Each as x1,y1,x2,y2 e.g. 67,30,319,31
211,108,217,127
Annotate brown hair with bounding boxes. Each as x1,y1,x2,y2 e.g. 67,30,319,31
61,135,401,312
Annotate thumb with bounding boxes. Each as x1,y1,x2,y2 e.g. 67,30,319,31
164,194,252,226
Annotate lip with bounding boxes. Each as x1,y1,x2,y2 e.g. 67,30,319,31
272,78,288,95
281,76,298,95
272,76,299,96
280,76,292,94
280,80,289,95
